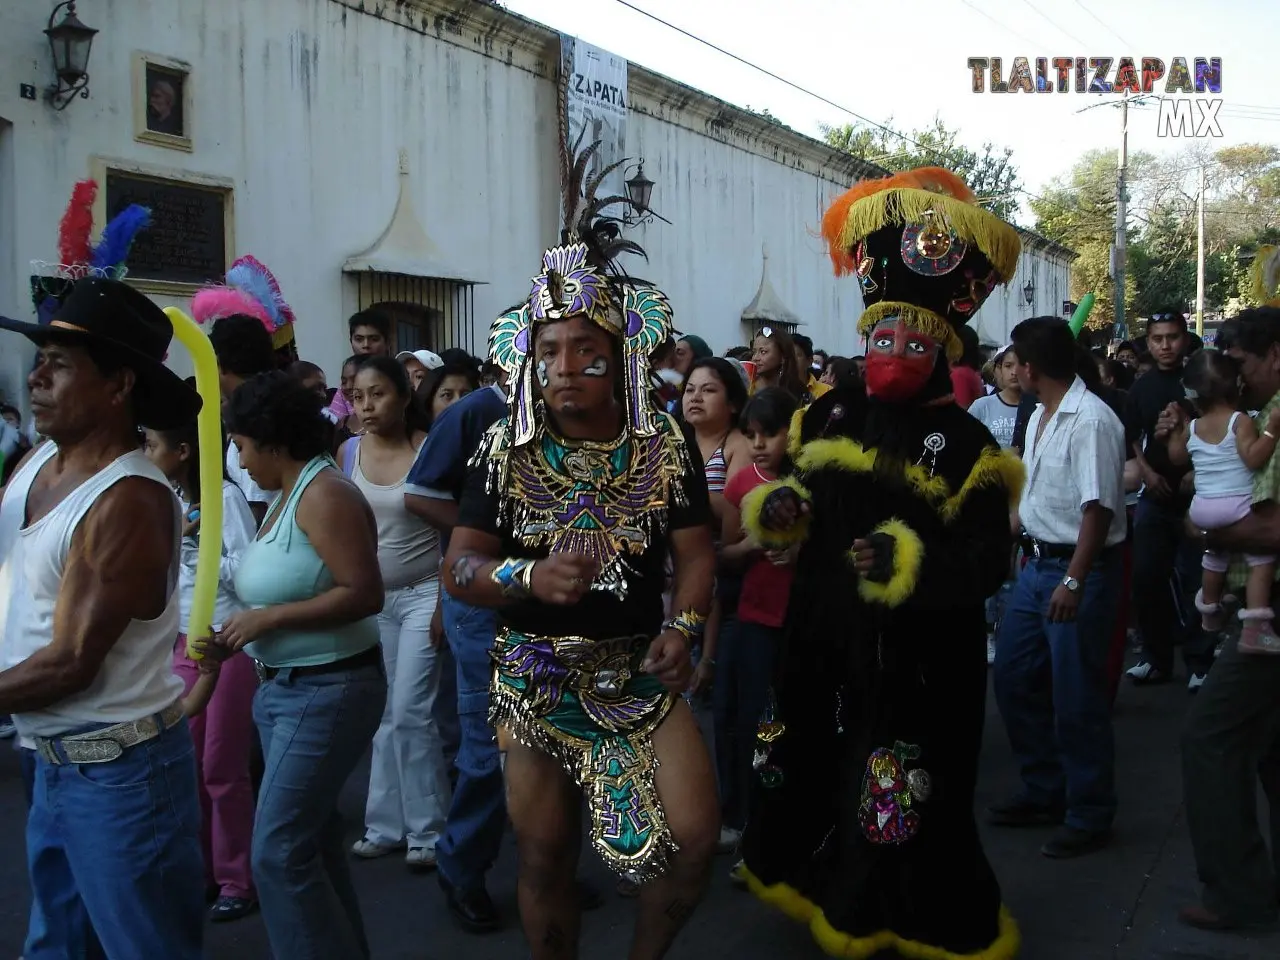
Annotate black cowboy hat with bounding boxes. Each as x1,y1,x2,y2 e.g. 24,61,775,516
0,277,201,429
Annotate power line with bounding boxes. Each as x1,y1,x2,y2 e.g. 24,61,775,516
1070,0,1135,48
1015,0,1091,49
956,0,1045,50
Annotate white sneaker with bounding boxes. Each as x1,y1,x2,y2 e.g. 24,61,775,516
1187,673,1207,692
716,826,742,854
986,638,997,666
1124,662,1166,684
351,837,404,859
404,846,437,871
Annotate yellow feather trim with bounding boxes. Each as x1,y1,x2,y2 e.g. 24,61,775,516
858,302,963,364
854,518,924,608
1249,244,1280,307
740,476,812,550
743,866,1021,960
788,405,807,460
794,438,1024,521
834,187,1021,284
940,446,1025,522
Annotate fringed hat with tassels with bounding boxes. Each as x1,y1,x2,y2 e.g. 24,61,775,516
820,167,1021,362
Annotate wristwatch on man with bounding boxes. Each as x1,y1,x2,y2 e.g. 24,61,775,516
1061,575,1081,594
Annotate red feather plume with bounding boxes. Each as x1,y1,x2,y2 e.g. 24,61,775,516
58,180,98,268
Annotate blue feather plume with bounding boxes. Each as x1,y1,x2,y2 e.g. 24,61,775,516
225,260,283,328
91,205,151,275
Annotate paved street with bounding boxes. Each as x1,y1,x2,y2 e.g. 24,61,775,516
1,674,1277,960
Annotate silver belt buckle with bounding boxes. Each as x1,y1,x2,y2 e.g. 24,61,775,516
1032,539,1043,560
253,659,267,684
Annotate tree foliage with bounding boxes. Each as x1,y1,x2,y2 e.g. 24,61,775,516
1030,144,1280,333
821,117,1023,223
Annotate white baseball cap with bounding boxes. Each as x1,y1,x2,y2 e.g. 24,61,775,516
396,349,444,371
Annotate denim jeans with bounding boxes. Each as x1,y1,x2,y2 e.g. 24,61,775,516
365,579,451,849
435,592,507,893
24,719,204,960
712,617,781,831
253,658,386,960
994,551,1122,832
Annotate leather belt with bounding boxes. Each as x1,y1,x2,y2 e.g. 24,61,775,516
255,643,382,683
1020,537,1076,560
34,701,185,766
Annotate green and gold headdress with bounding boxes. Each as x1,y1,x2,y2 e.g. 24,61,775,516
489,136,675,447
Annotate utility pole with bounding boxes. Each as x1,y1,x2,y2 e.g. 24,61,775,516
1114,91,1129,341
1196,164,1206,337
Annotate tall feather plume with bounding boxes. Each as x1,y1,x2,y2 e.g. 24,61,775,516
561,135,648,278
191,287,271,328
557,52,573,235
91,205,151,276
226,255,294,330
58,180,98,268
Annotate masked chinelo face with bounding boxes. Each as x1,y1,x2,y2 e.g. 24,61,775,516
862,315,941,403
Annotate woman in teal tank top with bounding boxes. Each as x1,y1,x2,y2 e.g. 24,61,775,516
217,372,386,960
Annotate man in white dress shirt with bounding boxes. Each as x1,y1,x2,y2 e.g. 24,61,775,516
988,317,1128,860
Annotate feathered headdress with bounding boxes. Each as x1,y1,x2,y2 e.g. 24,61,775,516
820,166,1021,362
32,179,152,324
191,255,297,350
1249,245,1280,308
488,132,674,448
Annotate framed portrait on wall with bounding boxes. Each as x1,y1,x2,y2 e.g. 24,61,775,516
133,53,192,151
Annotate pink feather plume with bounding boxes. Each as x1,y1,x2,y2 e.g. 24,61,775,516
191,287,272,329
58,180,98,268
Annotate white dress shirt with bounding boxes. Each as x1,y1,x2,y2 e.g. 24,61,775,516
1020,376,1128,548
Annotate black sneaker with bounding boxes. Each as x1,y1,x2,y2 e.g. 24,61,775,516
987,796,1065,827
1040,826,1111,859
438,874,500,933
209,896,258,923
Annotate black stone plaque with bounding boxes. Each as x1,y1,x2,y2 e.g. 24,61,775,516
104,171,227,286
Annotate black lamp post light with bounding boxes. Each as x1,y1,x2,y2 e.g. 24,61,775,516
1023,279,1035,309
623,161,671,226
44,1,98,110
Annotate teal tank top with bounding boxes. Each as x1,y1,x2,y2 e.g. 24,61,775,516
236,455,380,668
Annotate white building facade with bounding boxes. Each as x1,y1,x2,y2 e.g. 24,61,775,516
0,0,1071,404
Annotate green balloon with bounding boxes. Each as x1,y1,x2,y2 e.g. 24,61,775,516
1068,293,1095,337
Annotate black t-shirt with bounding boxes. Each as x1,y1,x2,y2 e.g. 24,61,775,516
456,422,711,640
1123,365,1193,486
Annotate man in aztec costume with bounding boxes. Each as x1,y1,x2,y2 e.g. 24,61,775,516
739,167,1026,960
443,139,718,960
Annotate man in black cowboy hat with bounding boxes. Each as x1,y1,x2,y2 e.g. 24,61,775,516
0,277,206,959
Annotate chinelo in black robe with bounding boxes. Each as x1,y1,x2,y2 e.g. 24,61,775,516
737,166,1026,960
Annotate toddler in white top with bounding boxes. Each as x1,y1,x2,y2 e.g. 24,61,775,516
1166,350,1280,654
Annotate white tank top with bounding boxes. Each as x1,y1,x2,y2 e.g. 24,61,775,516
1186,412,1256,499
349,440,440,590
0,442,183,738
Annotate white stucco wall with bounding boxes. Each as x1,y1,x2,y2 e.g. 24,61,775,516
0,0,1069,409
971,237,1076,348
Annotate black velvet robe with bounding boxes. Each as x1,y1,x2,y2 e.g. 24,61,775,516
739,381,1024,959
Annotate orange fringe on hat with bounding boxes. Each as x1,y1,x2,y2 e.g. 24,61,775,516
821,167,979,275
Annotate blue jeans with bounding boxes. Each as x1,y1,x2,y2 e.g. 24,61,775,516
994,551,1122,832
435,593,507,893
24,719,204,960
253,659,386,960
712,618,781,831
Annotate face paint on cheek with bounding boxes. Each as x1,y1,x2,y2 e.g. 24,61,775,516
536,359,549,389
583,355,608,377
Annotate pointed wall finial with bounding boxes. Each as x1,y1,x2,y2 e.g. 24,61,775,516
398,149,409,175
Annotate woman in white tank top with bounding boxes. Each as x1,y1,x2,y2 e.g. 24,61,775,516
339,356,457,869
